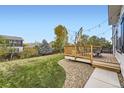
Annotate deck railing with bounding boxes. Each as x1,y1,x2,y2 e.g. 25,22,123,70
64,45,93,63
64,45,103,63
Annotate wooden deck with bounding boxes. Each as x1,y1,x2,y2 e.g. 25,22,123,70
65,53,120,72
92,53,120,72
93,53,118,64
64,46,121,72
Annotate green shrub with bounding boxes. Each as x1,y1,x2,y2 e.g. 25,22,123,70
20,47,38,59
0,47,9,61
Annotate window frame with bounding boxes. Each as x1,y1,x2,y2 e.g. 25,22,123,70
120,13,124,53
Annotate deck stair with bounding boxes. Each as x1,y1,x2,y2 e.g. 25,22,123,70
92,61,120,72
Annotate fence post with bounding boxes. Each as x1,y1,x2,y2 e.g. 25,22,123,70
91,45,93,64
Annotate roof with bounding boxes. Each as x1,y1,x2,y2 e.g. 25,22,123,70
108,5,122,25
0,35,24,41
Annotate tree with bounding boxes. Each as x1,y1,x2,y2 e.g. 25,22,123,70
75,27,83,46
0,47,8,58
38,39,53,55
88,35,101,46
49,41,55,48
82,34,89,45
0,36,6,44
104,41,112,48
99,37,106,47
0,36,9,61
75,27,89,46
53,25,68,52
87,35,112,48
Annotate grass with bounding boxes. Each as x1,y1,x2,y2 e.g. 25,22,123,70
0,54,66,88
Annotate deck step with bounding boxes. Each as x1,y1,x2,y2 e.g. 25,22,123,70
92,61,121,72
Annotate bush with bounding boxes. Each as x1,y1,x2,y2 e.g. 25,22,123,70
20,47,38,59
0,47,9,61
38,39,53,55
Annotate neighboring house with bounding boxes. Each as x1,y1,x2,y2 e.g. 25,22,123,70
108,5,124,77
0,35,24,53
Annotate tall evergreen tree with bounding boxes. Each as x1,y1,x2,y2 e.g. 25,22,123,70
39,39,53,55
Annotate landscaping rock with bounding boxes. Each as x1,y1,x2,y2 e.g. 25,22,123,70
118,73,124,88
59,59,94,88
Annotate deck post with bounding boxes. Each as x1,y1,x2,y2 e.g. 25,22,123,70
74,44,77,60
64,47,65,55
90,45,93,64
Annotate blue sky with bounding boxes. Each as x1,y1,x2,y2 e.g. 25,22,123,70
0,5,111,43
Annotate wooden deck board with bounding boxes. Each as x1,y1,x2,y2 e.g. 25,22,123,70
93,53,119,64
92,53,120,72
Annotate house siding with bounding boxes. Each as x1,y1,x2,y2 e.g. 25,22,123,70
112,5,124,77
117,6,124,77
0,35,24,53
13,46,23,52
115,52,124,77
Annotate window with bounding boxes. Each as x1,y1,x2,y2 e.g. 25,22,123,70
115,29,118,49
121,14,124,53
118,23,121,50
116,13,124,53
117,13,124,53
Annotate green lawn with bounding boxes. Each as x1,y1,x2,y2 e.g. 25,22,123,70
0,54,66,88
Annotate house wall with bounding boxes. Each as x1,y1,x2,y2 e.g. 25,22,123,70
8,46,23,53
112,25,118,54
8,40,23,53
115,51,124,77
114,5,124,77
14,46,23,52
8,40,23,47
